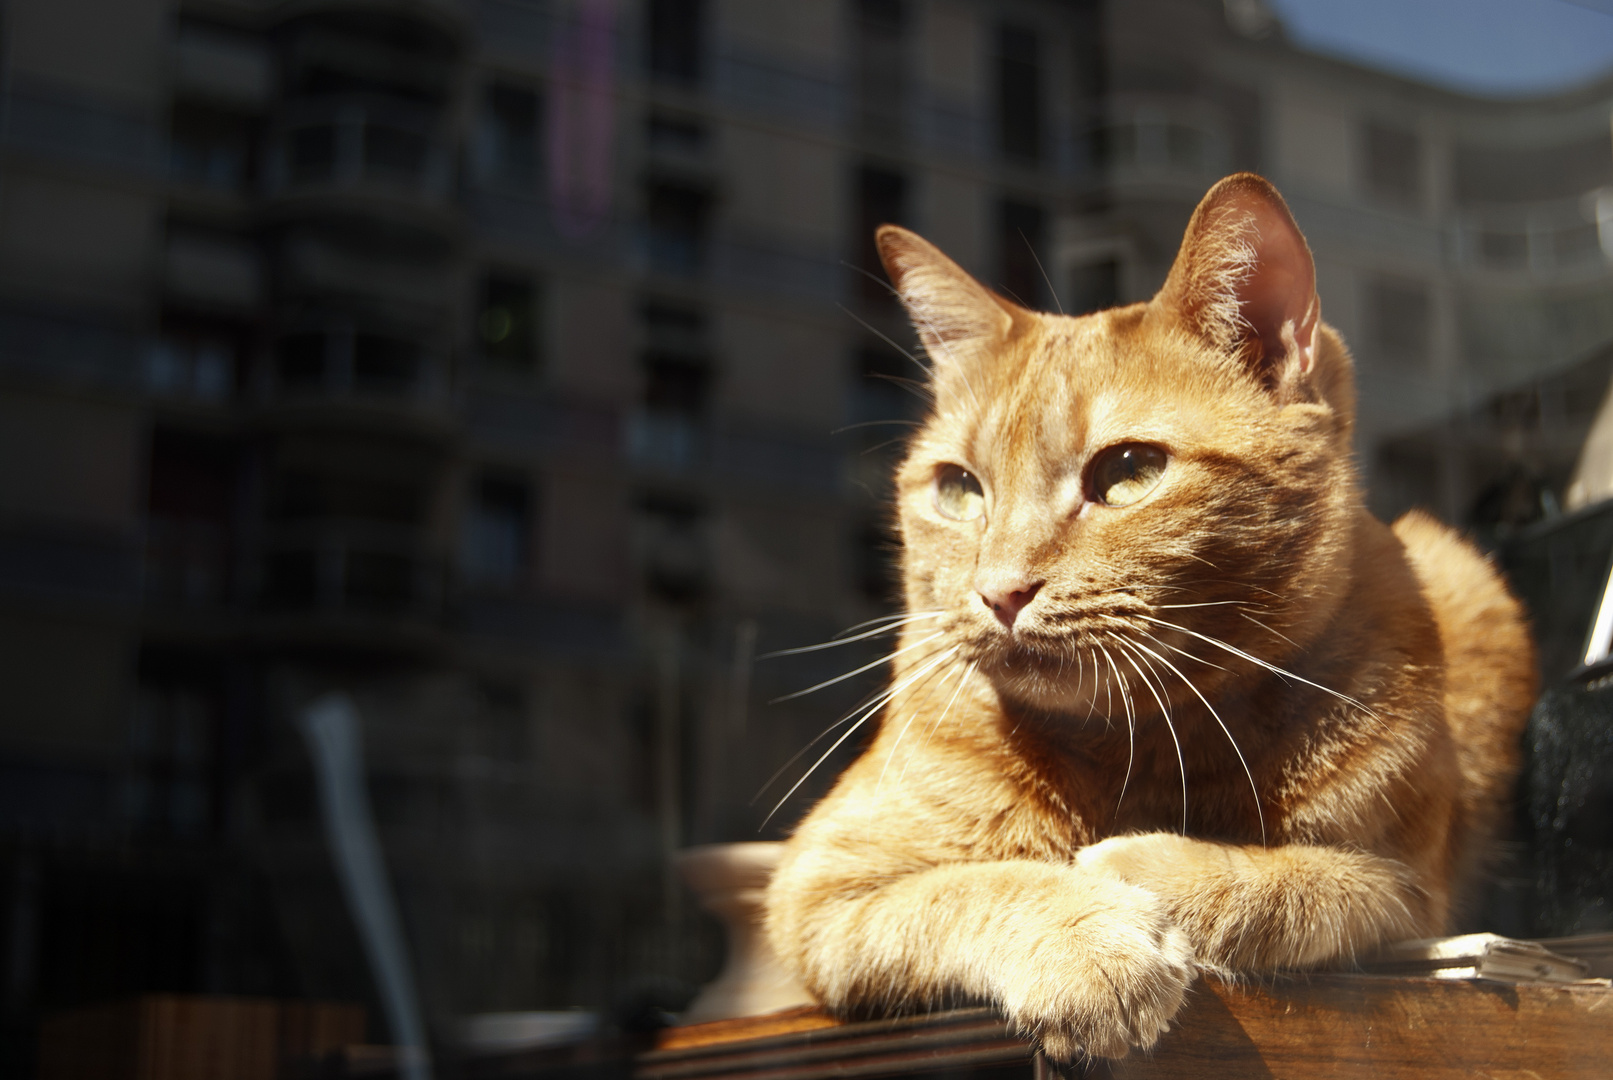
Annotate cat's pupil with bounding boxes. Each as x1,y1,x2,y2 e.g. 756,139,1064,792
1092,444,1167,508
934,465,986,521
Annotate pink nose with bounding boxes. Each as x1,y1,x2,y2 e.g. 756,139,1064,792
979,580,1043,629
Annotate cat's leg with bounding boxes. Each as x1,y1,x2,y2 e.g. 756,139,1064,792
1073,833,1431,971
765,856,1195,1060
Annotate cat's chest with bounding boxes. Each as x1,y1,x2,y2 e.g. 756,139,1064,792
973,745,1270,858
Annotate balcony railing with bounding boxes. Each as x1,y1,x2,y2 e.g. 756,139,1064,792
1455,188,1613,277
143,519,229,608
265,99,452,206
258,325,451,414
1098,103,1231,184
257,524,444,622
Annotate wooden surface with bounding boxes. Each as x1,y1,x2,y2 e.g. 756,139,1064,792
38,995,367,1080
642,1007,1026,1080
645,974,1613,1080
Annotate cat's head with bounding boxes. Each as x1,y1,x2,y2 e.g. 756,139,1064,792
883,174,1360,716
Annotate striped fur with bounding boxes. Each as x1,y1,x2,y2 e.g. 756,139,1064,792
764,175,1536,1061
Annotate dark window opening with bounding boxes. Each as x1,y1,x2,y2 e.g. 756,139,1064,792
144,430,238,608
1479,229,1529,270
647,0,704,86
481,82,541,187
168,103,253,191
633,354,712,469
353,334,420,394
261,549,319,610
855,165,908,304
641,298,708,352
1365,274,1433,365
462,473,533,587
147,316,241,402
276,333,326,389
636,493,708,601
471,679,530,759
646,112,708,156
480,274,540,368
1363,121,1422,208
288,125,337,184
126,661,222,838
644,356,711,418
632,301,711,471
999,200,1049,310
1069,257,1120,315
854,0,907,140
345,550,414,612
646,182,711,275
363,124,429,181
269,469,427,525
998,23,1043,164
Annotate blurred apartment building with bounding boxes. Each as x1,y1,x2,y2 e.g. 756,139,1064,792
1,0,1612,1061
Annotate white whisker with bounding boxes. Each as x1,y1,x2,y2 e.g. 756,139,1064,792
1084,646,1101,722
1119,625,1267,846
1111,636,1187,834
762,645,959,827
900,661,977,787
759,611,945,659
1098,643,1136,817
1239,610,1301,651
751,679,914,805
1157,601,1253,610
834,296,932,379
770,632,945,703
1136,615,1380,720
875,655,964,796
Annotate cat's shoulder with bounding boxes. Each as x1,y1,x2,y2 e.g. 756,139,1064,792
1388,507,1536,753
1389,508,1520,627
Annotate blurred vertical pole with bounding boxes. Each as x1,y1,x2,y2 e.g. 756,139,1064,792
299,695,432,1080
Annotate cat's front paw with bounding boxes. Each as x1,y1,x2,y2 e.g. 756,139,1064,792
998,881,1195,1061
1075,832,1206,889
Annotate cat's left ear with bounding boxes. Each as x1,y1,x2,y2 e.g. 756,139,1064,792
1152,173,1320,396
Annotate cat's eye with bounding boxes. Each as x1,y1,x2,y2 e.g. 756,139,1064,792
934,465,986,521
1089,444,1168,508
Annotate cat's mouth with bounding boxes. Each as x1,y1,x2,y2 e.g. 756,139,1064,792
961,604,1188,717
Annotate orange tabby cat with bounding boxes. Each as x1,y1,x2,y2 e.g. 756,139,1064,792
764,174,1536,1060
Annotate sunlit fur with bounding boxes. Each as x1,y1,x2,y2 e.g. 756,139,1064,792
764,174,1538,1062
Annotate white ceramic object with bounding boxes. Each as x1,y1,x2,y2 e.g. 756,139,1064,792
675,842,816,1024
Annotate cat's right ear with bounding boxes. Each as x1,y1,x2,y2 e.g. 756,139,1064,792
1152,173,1321,400
876,225,1016,380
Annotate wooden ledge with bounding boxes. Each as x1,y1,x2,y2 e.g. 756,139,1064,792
644,973,1613,1080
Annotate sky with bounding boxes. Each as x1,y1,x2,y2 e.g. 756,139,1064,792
1267,0,1613,98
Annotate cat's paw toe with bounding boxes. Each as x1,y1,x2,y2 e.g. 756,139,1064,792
1003,890,1196,1061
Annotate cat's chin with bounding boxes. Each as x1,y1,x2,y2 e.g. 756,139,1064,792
978,645,1111,717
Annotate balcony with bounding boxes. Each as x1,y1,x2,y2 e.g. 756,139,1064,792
256,323,453,431
142,519,230,609
264,98,456,230
1455,188,1613,281
272,0,468,48
1098,103,1232,190
256,522,445,631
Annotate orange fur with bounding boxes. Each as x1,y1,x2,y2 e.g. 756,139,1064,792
763,175,1537,1061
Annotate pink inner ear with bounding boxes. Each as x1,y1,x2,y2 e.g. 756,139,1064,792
1234,194,1319,374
